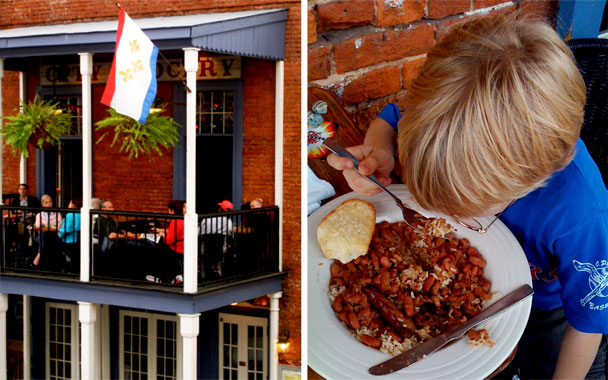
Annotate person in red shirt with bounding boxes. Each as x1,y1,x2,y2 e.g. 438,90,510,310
148,200,185,283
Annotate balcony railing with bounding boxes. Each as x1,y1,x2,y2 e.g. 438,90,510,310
1,205,279,289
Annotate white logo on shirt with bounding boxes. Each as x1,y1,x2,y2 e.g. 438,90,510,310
573,260,608,307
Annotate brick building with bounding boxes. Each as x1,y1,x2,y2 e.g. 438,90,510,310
0,1,301,379
308,0,558,133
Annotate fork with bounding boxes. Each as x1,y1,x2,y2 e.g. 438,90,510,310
322,138,430,235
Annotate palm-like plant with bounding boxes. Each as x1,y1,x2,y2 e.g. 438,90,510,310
95,104,181,160
1,97,72,157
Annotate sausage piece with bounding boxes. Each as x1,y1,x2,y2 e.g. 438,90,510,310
364,286,415,338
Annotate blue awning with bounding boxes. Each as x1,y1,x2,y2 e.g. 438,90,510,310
0,8,287,60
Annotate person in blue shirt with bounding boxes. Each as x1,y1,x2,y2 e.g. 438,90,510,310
328,15,607,379
58,198,81,272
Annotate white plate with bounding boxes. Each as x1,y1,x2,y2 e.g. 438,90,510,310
308,185,532,380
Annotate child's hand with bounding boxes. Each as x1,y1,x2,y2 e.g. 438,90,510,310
327,144,395,196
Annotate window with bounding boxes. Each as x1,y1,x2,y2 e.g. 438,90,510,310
119,311,181,380
46,303,79,380
197,90,234,135
218,313,267,380
42,92,82,137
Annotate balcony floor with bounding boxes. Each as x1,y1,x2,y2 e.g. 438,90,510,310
0,270,285,314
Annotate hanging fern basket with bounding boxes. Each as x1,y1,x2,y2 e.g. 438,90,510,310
1,97,72,157
95,104,181,160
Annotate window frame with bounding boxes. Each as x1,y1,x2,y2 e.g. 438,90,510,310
118,310,182,380
218,313,268,380
45,302,80,380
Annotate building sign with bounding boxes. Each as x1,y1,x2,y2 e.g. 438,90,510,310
41,56,241,85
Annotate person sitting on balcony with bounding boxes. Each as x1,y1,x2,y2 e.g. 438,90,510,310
148,200,185,283
200,200,234,279
240,197,263,210
11,183,41,208
32,194,63,268
58,198,82,273
94,199,154,279
94,199,141,252
200,200,234,236
7,184,41,255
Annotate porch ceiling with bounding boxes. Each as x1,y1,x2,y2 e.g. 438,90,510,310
0,273,285,314
0,8,287,60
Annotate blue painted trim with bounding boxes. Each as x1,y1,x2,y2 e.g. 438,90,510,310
0,273,284,314
557,0,607,39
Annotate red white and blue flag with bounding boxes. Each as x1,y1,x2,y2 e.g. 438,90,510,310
101,8,158,124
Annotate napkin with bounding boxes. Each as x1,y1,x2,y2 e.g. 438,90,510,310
308,166,336,215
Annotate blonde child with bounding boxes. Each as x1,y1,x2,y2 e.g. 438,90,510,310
329,15,608,379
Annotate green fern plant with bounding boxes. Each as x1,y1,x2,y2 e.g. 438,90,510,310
1,97,72,157
95,104,181,160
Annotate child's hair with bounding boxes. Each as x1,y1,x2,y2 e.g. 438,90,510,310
40,194,52,205
398,15,586,217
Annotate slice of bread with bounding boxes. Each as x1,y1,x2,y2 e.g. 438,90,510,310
317,198,376,264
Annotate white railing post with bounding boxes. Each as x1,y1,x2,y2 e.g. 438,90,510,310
23,295,31,380
183,47,199,293
79,52,93,282
79,302,97,380
0,293,8,380
274,60,284,271
269,291,282,380
19,72,26,184
179,313,200,380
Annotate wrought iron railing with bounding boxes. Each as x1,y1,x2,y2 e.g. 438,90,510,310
1,205,280,288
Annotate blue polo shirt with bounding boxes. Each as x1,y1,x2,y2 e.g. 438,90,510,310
379,103,608,334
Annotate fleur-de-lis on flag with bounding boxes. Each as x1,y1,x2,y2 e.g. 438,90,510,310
129,39,140,53
132,59,144,73
119,68,133,82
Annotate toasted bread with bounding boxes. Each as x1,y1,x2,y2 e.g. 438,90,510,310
317,198,376,264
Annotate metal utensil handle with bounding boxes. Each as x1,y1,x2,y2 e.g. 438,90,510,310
323,139,387,190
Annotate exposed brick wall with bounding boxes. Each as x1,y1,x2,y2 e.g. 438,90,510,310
308,0,559,135
1,0,301,367
2,71,21,196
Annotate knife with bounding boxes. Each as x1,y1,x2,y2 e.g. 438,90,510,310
369,284,533,376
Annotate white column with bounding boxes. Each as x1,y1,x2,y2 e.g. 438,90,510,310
274,61,284,271
0,293,8,380
79,302,97,380
183,47,199,293
19,72,26,183
0,58,4,201
79,52,93,282
269,292,282,380
179,313,200,380
23,295,31,380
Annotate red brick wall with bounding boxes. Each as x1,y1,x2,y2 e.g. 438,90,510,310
1,0,301,366
2,71,21,195
308,0,559,134
242,58,276,207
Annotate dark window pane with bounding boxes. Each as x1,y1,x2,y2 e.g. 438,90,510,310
248,326,254,348
231,346,238,368
231,324,237,345
256,349,262,371
223,346,229,366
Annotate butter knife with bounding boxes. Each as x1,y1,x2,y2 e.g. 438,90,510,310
369,284,533,376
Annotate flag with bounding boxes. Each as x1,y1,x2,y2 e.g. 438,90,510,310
101,7,158,124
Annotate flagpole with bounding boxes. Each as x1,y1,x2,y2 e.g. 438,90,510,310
115,2,192,93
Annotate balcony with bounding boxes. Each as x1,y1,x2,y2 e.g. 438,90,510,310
0,205,283,310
